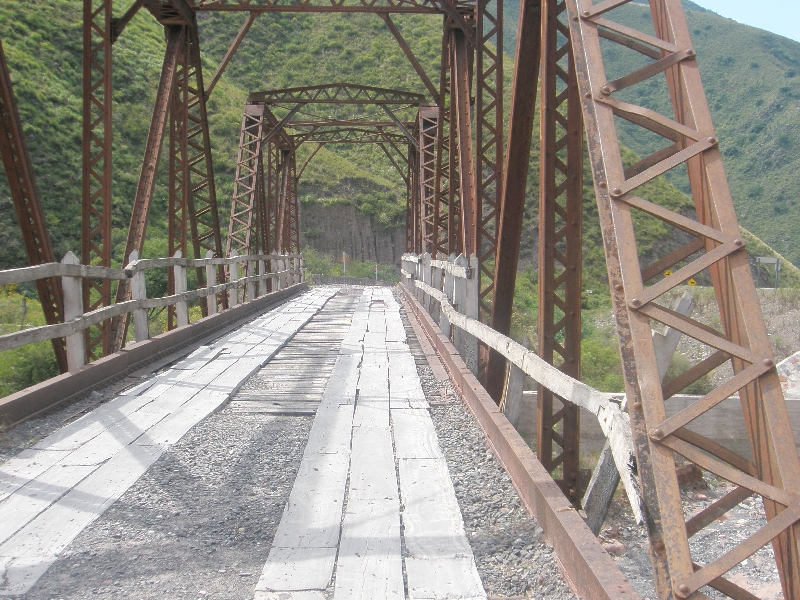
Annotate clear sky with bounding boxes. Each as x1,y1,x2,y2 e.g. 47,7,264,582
690,1,800,44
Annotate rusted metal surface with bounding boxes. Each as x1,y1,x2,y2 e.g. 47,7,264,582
0,40,68,372
248,83,425,105
537,0,583,504
81,0,114,361
473,0,502,321
485,0,542,403
417,105,440,256
112,25,185,349
228,103,266,257
168,32,190,329
400,284,640,600
567,0,800,597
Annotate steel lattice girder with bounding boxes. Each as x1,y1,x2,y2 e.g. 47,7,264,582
187,0,460,14
536,0,583,503
417,105,441,256
248,83,426,105
566,0,800,598
81,0,114,362
0,40,68,373
228,103,266,257
168,34,190,330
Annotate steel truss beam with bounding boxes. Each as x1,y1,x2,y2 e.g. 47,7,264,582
248,83,425,105
0,40,68,372
82,0,114,361
112,25,185,349
567,0,800,597
187,0,449,13
473,0,502,321
485,0,541,402
417,105,441,255
537,0,583,503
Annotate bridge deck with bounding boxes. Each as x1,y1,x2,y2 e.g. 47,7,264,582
0,287,573,599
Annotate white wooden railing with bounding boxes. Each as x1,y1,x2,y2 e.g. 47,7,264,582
401,252,643,522
0,250,305,371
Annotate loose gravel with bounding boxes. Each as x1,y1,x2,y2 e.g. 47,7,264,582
397,295,576,600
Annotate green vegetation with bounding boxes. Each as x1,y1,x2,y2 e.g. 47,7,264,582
303,247,400,282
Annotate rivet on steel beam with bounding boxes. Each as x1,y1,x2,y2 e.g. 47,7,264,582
676,583,692,598
600,85,611,95
572,15,579,21
652,540,664,552
734,238,744,247
614,283,623,292
764,358,775,368
650,428,663,440
611,187,623,197
599,181,607,189
584,92,592,99
686,48,695,56
632,401,643,411
708,136,718,145
630,298,641,308
581,10,590,17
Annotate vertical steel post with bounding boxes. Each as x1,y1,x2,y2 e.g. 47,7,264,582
168,31,189,331
536,0,583,504
418,105,440,256
81,0,113,361
485,0,542,402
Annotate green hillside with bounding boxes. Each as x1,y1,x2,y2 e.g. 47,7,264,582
504,0,800,267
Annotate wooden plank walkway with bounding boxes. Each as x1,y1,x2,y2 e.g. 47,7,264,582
0,288,337,596
255,288,485,600
0,286,485,598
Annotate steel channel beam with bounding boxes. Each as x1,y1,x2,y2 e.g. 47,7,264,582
485,0,542,402
536,0,583,504
0,40,68,372
474,0,502,321
451,29,477,258
81,0,114,361
112,25,184,350
567,0,800,597
168,32,189,330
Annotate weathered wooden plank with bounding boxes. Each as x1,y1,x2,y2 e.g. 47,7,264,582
405,557,486,600
303,404,354,456
333,498,404,600
254,591,326,600
0,443,164,595
397,458,472,559
0,464,96,546
271,452,350,549
353,401,389,429
391,409,443,460
228,401,318,415
0,450,70,504
321,354,361,406
349,426,398,501
138,390,229,446
388,349,427,409
255,546,337,592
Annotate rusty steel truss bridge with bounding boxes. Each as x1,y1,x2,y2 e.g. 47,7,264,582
2,0,800,598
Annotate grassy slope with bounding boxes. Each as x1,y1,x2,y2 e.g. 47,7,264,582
505,0,800,267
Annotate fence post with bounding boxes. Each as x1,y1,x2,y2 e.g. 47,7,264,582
173,250,189,327
129,249,149,343
464,254,479,375
205,250,217,315
60,251,86,371
501,336,529,428
245,257,255,302
421,252,431,311
453,254,467,357
229,252,240,307
258,258,266,296
293,255,300,285
299,254,305,283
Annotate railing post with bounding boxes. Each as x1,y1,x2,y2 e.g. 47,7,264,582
440,253,456,340
245,257,255,303
173,250,189,327
464,254,479,374
421,252,431,311
229,252,240,307
293,255,300,285
453,253,467,357
258,258,266,296
280,255,288,289
129,249,149,343
205,250,217,315
299,254,305,283
60,251,86,371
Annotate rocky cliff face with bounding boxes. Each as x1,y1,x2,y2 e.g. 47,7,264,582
299,201,404,266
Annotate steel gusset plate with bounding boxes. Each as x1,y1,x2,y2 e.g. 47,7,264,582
566,0,800,598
